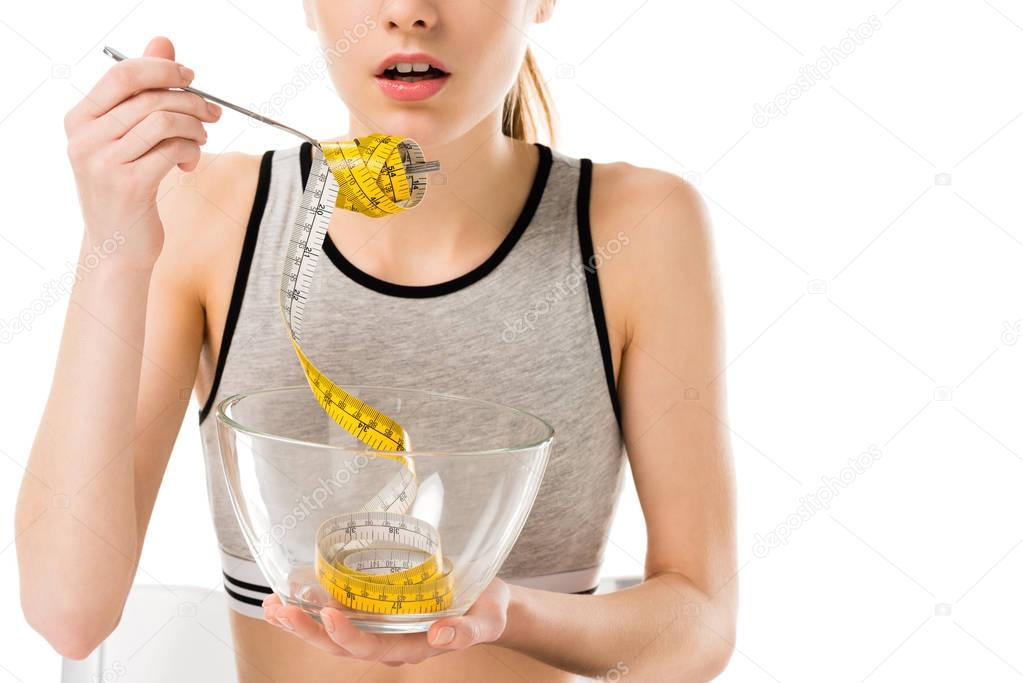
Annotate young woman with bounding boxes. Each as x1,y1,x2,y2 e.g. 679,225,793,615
17,1,738,680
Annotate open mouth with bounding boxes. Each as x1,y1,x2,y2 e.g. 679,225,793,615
379,63,450,82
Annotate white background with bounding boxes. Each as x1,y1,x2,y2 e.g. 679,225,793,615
2,1,1023,681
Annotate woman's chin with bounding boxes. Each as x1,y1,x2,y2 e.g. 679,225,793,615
351,109,463,149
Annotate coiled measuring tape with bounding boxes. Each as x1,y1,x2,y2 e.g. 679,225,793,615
278,133,454,614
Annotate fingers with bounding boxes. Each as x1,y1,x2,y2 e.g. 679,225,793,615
132,136,202,177
63,34,186,135
428,621,460,648
266,603,351,657
142,35,175,61
319,608,384,658
261,592,283,619
114,109,208,163
95,90,220,142
263,596,359,658
318,607,454,665
73,56,194,126
260,596,491,666
427,615,492,649
66,91,218,172
427,585,508,649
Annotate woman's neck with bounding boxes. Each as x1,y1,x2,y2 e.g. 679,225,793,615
327,111,541,287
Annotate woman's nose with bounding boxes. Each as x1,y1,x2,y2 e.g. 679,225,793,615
380,0,439,32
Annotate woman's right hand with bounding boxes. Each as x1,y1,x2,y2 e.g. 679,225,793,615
64,35,222,270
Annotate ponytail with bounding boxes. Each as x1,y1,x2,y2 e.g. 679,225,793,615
502,47,556,145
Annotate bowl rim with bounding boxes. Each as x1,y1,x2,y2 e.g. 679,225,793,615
214,384,555,457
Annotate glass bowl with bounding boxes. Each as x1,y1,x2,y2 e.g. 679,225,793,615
215,384,553,633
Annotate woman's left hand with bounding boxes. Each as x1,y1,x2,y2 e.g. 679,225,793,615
262,578,511,666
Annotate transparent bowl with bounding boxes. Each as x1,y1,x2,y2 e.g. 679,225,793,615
215,385,553,633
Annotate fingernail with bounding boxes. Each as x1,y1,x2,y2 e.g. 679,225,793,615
277,615,294,630
434,626,454,645
178,65,194,81
207,102,222,117
322,611,335,634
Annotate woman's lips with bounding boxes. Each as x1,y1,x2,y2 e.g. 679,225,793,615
375,74,450,102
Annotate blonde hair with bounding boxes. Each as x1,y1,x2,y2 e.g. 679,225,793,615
502,47,556,145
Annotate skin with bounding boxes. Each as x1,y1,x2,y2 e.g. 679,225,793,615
16,1,738,680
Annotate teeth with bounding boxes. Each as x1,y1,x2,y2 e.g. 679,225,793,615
383,61,443,77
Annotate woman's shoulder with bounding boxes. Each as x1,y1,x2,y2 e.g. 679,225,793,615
153,149,266,307
586,158,707,240
586,157,711,269
156,149,264,240
583,157,716,341
158,148,265,219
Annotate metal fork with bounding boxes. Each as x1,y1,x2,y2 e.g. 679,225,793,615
102,46,440,175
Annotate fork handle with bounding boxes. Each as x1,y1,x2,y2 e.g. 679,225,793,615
102,45,321,149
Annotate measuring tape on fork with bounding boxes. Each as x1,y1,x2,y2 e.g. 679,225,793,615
278,133,454,614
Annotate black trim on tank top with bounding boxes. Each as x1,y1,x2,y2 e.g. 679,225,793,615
299,140,553,299
223,570,273,594
197,149,274,426
223,585,267,607
299,140,312,192
577,158,623,428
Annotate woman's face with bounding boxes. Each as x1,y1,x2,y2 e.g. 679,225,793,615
304,0,551,146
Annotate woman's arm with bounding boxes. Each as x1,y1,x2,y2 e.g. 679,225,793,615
14,143,261,660
14,146,258,660
15,195,204,660
494,164,738,680
14,37,232,660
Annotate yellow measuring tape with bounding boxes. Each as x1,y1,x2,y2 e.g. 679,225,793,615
277,133,454,614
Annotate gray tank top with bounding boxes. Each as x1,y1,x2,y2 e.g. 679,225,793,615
195,141,625,612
